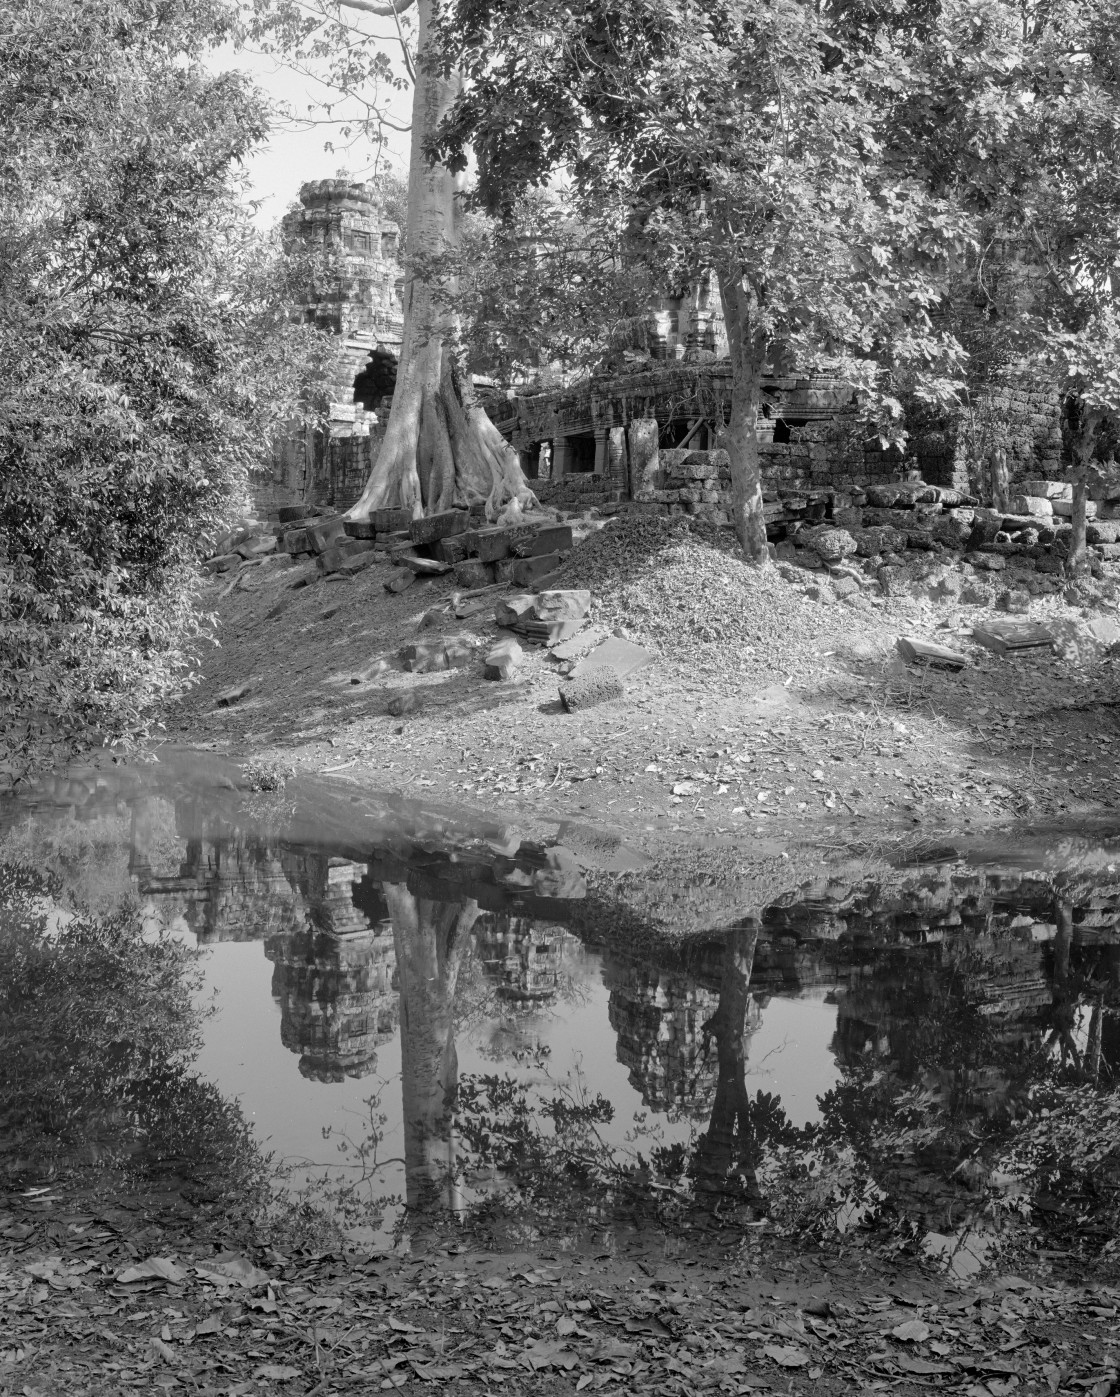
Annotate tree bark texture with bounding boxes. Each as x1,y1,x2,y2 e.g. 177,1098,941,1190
344,0,538,522
718,272,770,563
384,884,479,1212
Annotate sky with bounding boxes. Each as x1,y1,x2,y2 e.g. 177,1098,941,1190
208,36,412,230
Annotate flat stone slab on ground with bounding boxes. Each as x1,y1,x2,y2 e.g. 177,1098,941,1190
571,636,654,680
495,594,538,627
512,524,573,558
373,507,414,533
511,552,563,586
550,626,608,660
454,558,495,589
306,517,348,554
973,621,1056,654
343,518,378,539
399,554,451,575
896,635,969,670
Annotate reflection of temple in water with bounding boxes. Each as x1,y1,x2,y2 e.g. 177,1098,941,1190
606,962,722,1119
474,915,568,1000
265,857,398,1082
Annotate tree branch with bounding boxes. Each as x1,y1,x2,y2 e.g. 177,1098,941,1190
338,0,415,14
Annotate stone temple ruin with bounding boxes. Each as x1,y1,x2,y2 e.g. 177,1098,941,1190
266,183,1120,585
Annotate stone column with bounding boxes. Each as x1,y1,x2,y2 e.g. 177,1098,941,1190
608,427,628,495
552,437,571,478
593,427,609,477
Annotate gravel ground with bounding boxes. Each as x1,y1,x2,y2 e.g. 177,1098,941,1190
168,509,1120,900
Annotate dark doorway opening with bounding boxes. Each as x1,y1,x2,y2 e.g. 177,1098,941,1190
353,348,398,411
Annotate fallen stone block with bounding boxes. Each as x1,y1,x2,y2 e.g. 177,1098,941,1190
484,637,524,680
1021,479,1072,501
278,504,316,523
973,621,1055,655
236,535,277,559
387,692,422,717
306,517,349,554
443,634,482,668
494,558,519,583
1096,541,1120,561
511,552,564,587
343,518,378,540
1008,494,1053,518
374,507,415,534
204,552,241,573
970,553,1007,572
400,554,451,575
830,576,860,600
216,680,257,707
384,568,416,593
433,534,471,565
453,558,495,589
338,551,381,576
1087,521,1120,544
550,625,608,660
400,639,448,673
533,590,592,622
570,635,653,680
559,665,625,712
513,618,586,645
513,523,574,558
495,594,538,627
318,539,374,573
280,527,312,555
410,509,469,544
1052,498,1097,519
896,636,968,670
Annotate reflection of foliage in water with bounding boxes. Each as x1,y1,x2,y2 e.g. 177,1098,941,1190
0,862,273,1225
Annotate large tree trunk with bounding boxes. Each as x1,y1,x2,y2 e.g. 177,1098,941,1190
384,884,479,1212
692,923,763,1202
344,0,538,522
718,271,770,563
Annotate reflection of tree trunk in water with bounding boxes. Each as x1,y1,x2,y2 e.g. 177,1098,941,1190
1050,899,1081,1069
693,923,761,1203
383,885,479,1212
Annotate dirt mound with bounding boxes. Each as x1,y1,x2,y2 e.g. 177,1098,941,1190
553,513,886,678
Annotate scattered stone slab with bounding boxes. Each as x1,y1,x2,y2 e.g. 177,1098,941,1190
484,637,524,680
560,665,624,711
434,534,471,565
409,509,469,544
236,536,276,559
511,552,564,587
973,621,1056,655
374,507,414,533
338,551,380,576
384,568,416,593
1052,498,1097,519
550,626,608,660
343,518,378,540
306,517,348,554
204,553,241,573
400,554,451,575
216,680,257,707
571,636,653,680
516,618,586,645
896,636,969,671
830,576,860,600
278,504,316,523
512,524,573,558
322,571,355,585
454,558,495,589
495,594,538,627
533,591,592,622
387,692,422,716
1007,494,1053,518
1022,479,1073,501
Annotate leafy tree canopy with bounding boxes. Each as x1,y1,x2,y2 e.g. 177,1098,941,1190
0,0,340,778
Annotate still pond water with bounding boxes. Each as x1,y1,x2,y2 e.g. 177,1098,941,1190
2,751,1118,1264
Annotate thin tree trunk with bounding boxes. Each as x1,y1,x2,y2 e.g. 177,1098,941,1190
1067,477,1090,577
343,0,537,522
718,271,769,563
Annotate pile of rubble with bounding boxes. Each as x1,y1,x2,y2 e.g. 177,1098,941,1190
787,476,1120,587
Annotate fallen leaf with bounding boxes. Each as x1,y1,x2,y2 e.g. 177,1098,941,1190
762,1344,810,1368
389,1316,423,1333
150,1337,177,1364
253,1364,301,1380
892,1319,931,1343
194,1254,270,1288
116,1258,186,1285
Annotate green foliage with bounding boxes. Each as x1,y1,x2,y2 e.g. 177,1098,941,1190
0,0,340,777
0,860,274,1216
